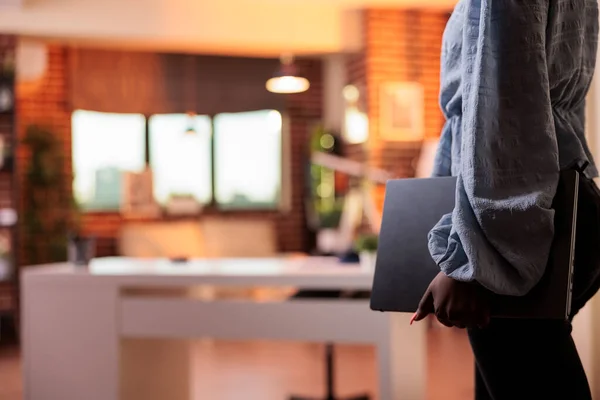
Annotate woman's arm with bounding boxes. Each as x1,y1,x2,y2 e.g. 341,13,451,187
429,0,559,296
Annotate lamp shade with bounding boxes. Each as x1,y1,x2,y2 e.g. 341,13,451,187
184,112,196,134
266,56,309,94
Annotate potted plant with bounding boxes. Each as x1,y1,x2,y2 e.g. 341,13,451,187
21,125,82,265
354,233,378,271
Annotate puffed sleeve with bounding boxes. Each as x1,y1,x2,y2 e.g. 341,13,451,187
428,0,559,296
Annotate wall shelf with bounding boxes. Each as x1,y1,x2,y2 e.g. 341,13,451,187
0,38,18,341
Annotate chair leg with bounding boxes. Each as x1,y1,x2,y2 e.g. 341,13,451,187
325,342,335,400
288,343,371,400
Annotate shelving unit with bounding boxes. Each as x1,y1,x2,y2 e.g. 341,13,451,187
0,36,19,341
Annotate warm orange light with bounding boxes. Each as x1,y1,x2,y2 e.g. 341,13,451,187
266,75,310,94
266,54,310,94
344,107,369,144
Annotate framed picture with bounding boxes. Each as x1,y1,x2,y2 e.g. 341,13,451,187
379,82,425,142
121,167,160,218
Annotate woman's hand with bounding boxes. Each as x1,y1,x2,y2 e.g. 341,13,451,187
413,272,490,329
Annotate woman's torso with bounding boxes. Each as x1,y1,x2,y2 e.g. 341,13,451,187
435,0,599,177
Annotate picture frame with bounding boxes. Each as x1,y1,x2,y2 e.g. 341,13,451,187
379,82,425,142
121,167,161,218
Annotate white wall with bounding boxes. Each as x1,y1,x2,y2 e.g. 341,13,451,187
322,55,347,132
0,0,456,56
0,0,357,56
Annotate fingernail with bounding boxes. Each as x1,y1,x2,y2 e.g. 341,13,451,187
410,312,417,325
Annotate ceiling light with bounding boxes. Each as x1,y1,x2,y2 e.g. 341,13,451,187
266,54,310,94
184,111,196,134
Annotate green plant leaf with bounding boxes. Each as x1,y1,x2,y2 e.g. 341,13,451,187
354,233,379,252
20,124,80,266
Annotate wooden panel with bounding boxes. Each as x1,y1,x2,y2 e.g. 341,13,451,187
119,220,206,258
70,49,286,115
200,217,277,258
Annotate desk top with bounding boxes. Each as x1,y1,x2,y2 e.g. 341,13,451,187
22,257,374,289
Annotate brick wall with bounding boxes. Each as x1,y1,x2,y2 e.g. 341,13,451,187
0,35,16,210
16,48,321,260
279,59,323,252
0,36,17,267
358,9,449,208
16,46,72,265
366,10,448,143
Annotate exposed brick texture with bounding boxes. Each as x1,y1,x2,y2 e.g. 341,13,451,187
0,35,16,213
0,35,17,317
16,46,72,265
365,9,448,165
279,59,323,252
359,9,449,209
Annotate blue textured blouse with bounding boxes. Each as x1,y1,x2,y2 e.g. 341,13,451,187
428,0,599,296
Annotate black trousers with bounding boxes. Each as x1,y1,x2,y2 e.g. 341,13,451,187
469,319,591,400
469,175,600,400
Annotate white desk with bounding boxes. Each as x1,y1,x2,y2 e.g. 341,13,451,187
21,257,426,400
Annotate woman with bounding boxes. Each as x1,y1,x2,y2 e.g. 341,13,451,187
412,0,600,399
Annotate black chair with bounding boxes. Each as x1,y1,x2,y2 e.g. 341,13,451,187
288,290,371,400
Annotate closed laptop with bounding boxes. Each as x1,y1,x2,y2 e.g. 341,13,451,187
370,170,579,320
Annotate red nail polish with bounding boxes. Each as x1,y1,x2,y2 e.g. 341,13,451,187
410,312,417,325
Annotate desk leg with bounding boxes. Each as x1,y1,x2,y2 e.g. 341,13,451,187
121,339,192,400
121,287,195,400
22,281,120,400
376,313,427,400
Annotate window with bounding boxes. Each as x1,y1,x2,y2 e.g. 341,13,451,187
72,109,284,212
72,110,146,211
214,110,282,209
149,114,212,204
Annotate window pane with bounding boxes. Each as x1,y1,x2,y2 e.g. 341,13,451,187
72,110,146,211
214,110,282,209
149,114,212,204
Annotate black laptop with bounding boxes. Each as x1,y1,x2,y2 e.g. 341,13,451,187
370,169,580,320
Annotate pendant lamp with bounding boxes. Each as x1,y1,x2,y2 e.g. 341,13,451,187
266,54,310,94
184,111,196,135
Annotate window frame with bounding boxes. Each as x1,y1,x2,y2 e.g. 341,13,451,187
210,110,285,211
147,113,214,206
71,110,147,213
72,109,289,214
